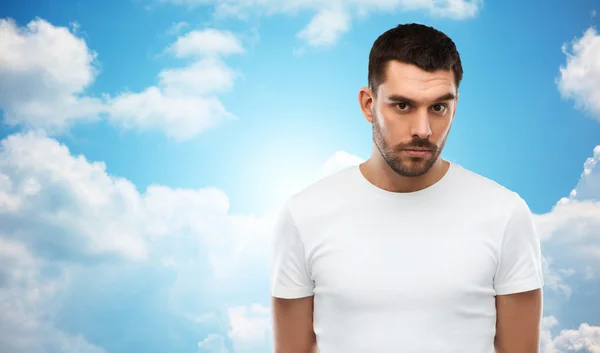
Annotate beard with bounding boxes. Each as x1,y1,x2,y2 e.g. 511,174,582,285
372,110,447,178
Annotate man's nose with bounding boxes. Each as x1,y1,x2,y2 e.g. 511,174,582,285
410,109,432,139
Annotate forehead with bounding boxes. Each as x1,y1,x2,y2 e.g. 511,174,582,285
378,61,457,101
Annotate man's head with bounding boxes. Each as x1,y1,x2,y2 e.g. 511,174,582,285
359,23,463,177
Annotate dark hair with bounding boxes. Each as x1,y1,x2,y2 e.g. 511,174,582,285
368,23,463,95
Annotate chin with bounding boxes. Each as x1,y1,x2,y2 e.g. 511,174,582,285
395,157,438,176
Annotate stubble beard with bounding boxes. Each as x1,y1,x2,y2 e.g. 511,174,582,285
372,110,446,178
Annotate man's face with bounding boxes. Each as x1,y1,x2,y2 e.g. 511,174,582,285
369,61,458,177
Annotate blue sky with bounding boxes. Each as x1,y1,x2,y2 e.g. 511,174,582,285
0,0,599,352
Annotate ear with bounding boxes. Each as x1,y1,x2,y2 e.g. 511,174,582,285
358,86,375,123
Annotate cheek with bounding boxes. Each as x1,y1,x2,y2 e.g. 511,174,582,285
430,118,453,140
378,116,405,142
378,107,405,131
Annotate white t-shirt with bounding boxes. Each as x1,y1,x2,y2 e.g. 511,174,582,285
270,162,544,353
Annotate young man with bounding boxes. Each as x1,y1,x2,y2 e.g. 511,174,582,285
270,23,544,353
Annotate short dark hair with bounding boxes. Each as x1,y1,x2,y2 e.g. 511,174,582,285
368,23,463,95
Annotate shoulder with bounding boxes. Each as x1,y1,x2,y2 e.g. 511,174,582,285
284,165,358,221
451,163,524,206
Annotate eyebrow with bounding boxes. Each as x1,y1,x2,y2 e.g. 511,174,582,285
387,92,456,105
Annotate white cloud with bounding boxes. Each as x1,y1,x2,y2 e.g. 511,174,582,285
318,150,364,178
105,28,243,141
0,135,351,352
0,18,244,141
198,334,229,353
0,18,104,132
557,27,600,120
527,146,600,353
0,131,275,352
534,145,600,285
542,256,574,297
0,129,269,267
208,214,274,284
167,21,190,35
0,236,106,353
169,28,244,57
297,8,351,47
228,304,271,353
160,0,482,48
532,145,600,332
159,57,240,96
107,85,235,141
561,145,600,203
157,0,213,7
542,316,600,353
520,147,600,303
0,131,149,261
426,0,481,19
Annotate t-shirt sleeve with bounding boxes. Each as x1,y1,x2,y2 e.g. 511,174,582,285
270,199,314,299
494,194,545,296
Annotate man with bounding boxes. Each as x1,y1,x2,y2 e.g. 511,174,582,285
270,23,544,353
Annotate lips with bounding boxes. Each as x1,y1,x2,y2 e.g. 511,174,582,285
402,149,432,158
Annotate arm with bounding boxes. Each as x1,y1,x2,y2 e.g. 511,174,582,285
493,194,545,353
494,289,543,353
272,296,317,353
270,199,317,353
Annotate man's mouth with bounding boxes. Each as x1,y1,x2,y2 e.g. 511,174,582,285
402,149,433,158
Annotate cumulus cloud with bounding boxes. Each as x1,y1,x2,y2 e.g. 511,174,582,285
0,17,104,132
159,0,482,48
198,334,229,353
542,316,600,353
0,236,106,353
158,57,239,96
535,145,600,279
557,27,600,120
228,304,272,353
106,27,244,141
541,257,574,298
0,133,358,352
0,132,274,352
318,150,364,178
562,145,600,202
169,28,244,57
0,18,244,141
532,145,600,336
0,131,149,262
0,130,277,269
167,21,190,35
296,8,351,47
107,85,235,141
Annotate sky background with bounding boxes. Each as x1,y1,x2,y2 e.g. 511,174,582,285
0,0,599,352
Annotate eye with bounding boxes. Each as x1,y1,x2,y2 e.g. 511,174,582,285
430,104,447,113
395,103,410,111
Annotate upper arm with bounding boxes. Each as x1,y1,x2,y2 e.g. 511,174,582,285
495,289,543,353
493,194,545,352
272,296,317,353
270,199,316,353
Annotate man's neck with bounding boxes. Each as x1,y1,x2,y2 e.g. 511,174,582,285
359,155,449,193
